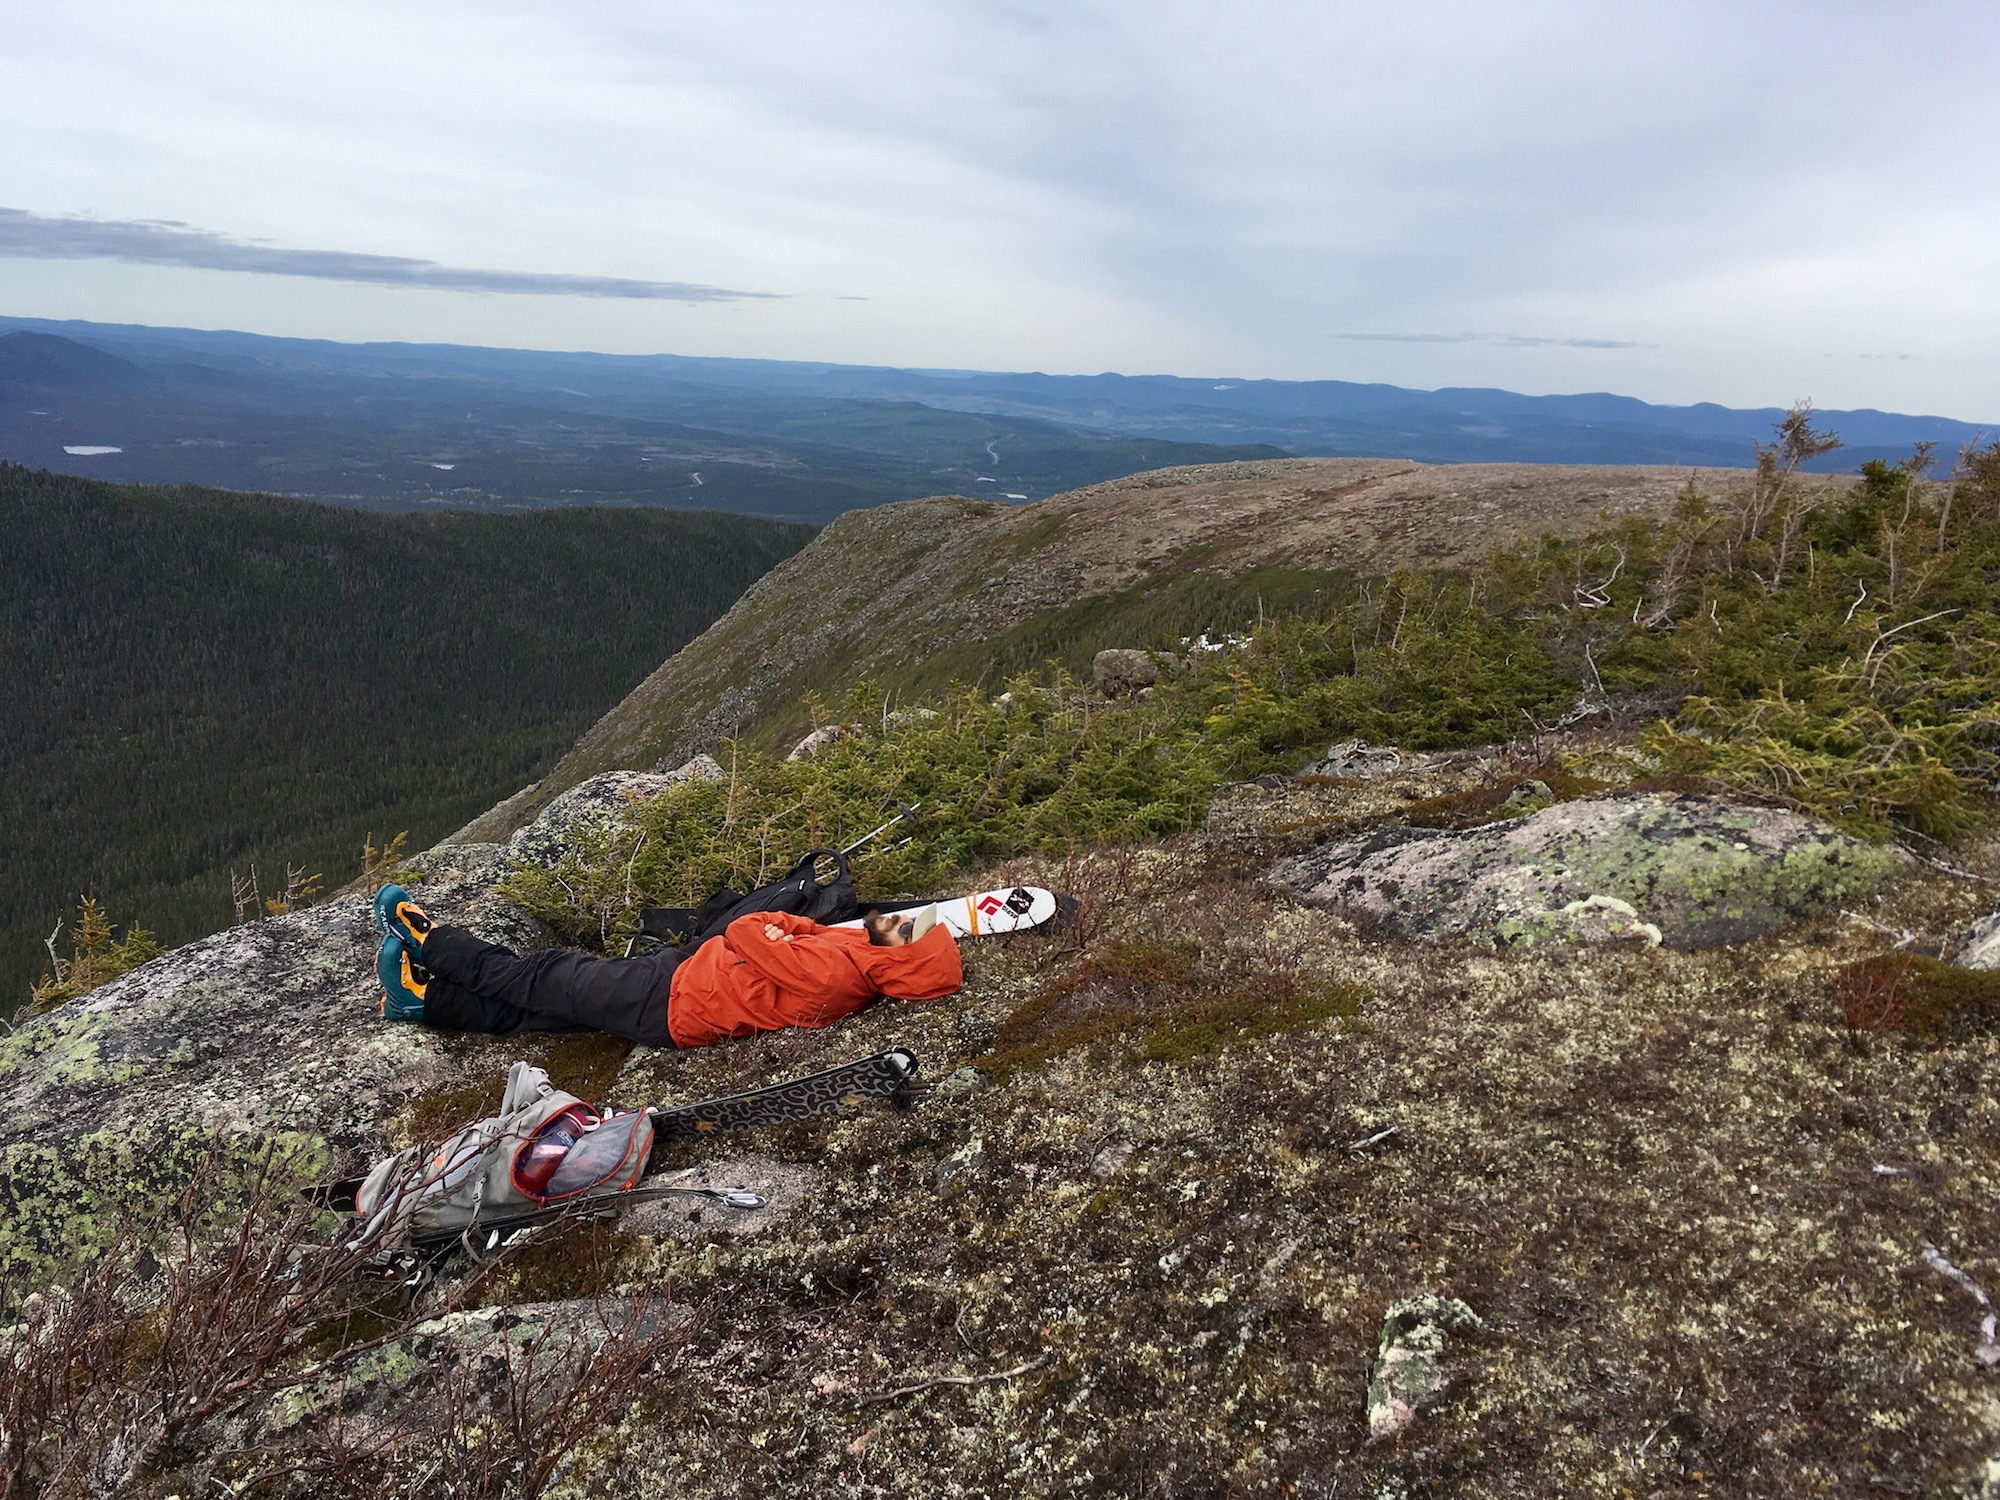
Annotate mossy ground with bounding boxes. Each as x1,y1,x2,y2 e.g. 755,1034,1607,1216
1832,951,2000,1043
368,783,2000,1498
976,878,1366,1077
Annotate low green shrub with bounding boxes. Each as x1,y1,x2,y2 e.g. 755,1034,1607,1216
1622,440,2000,837
28,894,162,1011
500,583,1583,948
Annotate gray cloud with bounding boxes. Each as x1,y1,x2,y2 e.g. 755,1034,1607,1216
1334,331,1644,350
3,4,1995,414
0,208,775,302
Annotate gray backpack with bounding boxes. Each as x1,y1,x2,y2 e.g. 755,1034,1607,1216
354,1061,654,1252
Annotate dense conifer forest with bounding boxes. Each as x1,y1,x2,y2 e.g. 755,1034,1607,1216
0,463,810,1001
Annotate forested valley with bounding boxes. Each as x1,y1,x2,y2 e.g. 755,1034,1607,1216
0,463,810,1002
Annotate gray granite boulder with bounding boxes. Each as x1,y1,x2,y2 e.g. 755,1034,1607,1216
507,762,719,868
667,753,728,785
1091,648,1185,697
1295,739,1414,780
785,726,847,761
1951,911,2000,971
1274,793,1909,950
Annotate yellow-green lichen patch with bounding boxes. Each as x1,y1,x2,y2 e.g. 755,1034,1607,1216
0,1005,125,1094
0,1125,329,1294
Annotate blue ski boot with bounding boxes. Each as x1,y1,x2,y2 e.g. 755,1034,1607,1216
374,883,434,952
377,933,429,1023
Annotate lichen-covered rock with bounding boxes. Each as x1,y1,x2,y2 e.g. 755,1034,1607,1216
0,850,551,1289
508,769,697,868
934,1134,987,1195
217,1296,689,1451
1367,1295,1481,1442
1296,739,1413,780
785,725,847,762
1089,1139,1137,1178
1273,793,1909,950
1091,648,1183,697
623,1154,818,1241
10,821,1997,1495
933,1064,988,1100
665,752,727,785
1950,910,2000,971
1498,777,1556,816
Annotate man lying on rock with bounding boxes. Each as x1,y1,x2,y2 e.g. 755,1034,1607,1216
369,883,962,1049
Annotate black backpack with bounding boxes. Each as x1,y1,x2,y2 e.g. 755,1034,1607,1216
635,848,860,952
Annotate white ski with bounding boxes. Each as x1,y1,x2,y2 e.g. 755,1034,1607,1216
836,886,1061,939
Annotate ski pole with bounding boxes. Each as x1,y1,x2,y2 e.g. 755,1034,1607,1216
839,801,922,857
849,835,915,867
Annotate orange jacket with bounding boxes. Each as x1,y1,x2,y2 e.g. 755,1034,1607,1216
665,910,963,1049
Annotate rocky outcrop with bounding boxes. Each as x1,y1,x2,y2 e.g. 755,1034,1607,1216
1091,648,1185,697
507,761,721,868
785,726,846,762
1295,739,1418,780
3,776,1993,1495
1951,910,2000,970
0,844,549,1287
1273,793,1909,950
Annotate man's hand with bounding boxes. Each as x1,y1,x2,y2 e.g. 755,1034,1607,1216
762,922,794,942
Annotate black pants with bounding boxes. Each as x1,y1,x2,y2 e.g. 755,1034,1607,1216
417,925,685,1049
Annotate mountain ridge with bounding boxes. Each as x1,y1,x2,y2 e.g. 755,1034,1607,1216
454,454,1841,844
0,324,1289,520
4,317,1985,489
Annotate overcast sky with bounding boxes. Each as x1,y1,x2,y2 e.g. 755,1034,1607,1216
4,2,1996,417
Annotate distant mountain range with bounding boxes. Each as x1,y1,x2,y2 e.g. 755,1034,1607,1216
1,316,1989,521
0,321,1283,521
541,351,1992,472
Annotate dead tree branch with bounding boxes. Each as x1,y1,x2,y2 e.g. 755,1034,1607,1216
852,1353,1050,1405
